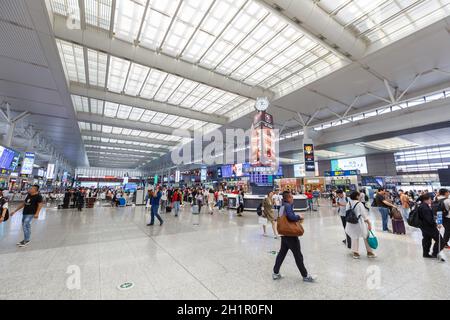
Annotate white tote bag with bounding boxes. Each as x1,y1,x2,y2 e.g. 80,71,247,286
258,217,268,225
38,207,47,220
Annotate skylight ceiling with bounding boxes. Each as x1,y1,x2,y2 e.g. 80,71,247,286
317,0,450,46
56,38,254,118
71,95,213,130
50,0,344,97
78,122,186,142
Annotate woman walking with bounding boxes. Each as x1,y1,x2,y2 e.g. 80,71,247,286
345,191,377,259
262,191,278,238
272,191,316,282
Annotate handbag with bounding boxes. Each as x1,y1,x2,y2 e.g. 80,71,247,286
367,230,378,250
276,206,304,237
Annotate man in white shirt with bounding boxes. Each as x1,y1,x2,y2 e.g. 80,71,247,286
336,190,351,249
272,192,282,213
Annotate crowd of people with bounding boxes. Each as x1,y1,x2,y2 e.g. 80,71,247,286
1,183,448,285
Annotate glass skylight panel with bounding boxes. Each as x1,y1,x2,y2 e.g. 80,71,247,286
181,84,212,108
87,49,107,88
50,0,80,19
78,122,90,131
85,0,112,30
130,130,142,136
104,101,119,118
116,105,132,119
90,98,104,115
113,0,146,43
92,124,101,131
72,95,89,113
139,0,181,51
161,115,178,126
140,69,167,99
153,75,183,102
128,108,145,121
140,110,157,122
216,14,286,75
107,56,130,93
150,113,167,125
200,1,268,69
111,127,122,135
102,125,112,134
122,129,132,135
167,80,198,105
124,63,150,96
161,0,214,56
181,0,246,62
56,40,86,84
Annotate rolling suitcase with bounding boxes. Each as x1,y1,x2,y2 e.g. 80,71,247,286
166,206,172,213
392,218,406,235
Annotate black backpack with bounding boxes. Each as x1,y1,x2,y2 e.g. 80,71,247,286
365,194,369,202
407,205,421,228
432,199,448,216
256,203,263,216
0,198,9,222
345,202,360,224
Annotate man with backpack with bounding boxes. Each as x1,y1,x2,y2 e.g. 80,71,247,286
336,190,351,249
434,189,450,249
0,189,9,223
419,194,446,261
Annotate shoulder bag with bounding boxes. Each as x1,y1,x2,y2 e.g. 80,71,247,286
276,205,304,237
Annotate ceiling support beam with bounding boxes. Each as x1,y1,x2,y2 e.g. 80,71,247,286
52,15,273,100
70,84,228,125
84,141,168,154
76,112,193,137
80,130,177,147
256,0,367,60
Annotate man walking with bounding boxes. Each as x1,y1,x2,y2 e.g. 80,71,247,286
11,185,43,247
147,187,163,226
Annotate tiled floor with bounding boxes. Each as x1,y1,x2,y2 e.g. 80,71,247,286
0,201,449,300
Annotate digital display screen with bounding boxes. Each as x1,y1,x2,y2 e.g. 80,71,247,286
21,152,35,175
294,164,305,178
221,165,233,178
0,146,16,170
37,169,45,177
331,156,367,174
46,163,55,179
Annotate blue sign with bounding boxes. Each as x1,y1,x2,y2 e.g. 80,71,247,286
324,170,360,177
437,211,443,225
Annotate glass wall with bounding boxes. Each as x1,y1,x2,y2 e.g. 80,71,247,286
395,144,450,173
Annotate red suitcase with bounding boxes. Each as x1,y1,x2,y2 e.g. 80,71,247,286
392,218,406,234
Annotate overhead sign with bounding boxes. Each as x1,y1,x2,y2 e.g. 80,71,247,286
46,163,55,179
21,152,35,175
175,170,181,183
324,170,360,177
201,168,207,182
304,144,315,172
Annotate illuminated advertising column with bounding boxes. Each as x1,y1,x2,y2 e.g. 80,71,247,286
250,111,277,171
303,127,315,177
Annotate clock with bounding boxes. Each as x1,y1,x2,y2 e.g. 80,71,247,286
255,97,270,111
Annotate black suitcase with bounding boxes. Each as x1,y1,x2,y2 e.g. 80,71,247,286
166,207,172,213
